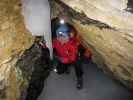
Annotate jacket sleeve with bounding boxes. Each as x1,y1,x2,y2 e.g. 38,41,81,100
52,39,56,49
52,39,58,57
84,48,92,60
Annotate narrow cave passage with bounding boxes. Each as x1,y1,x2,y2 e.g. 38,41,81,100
38,61,133,100
2,0,133,100
37,17,133,100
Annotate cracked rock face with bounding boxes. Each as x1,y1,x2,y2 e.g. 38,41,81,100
0,0,51,100
58,0,133,31
0,0,34,100
50,0,133,89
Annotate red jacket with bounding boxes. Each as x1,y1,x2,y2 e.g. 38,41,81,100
53,39,78,64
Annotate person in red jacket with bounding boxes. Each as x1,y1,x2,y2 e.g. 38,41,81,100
53,24,83,89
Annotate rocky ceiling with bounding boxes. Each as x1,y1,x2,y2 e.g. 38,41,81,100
57,0,133,31
0,0,133,100
50,0,133,90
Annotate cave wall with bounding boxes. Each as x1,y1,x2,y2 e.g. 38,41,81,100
0,0,52,99
50,0,133,89
58,0,133,32
0,0,33,100
16,41,50,100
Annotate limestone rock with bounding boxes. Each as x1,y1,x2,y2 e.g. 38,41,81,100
50,0,133,90
0,0,34,100
59,0,133,32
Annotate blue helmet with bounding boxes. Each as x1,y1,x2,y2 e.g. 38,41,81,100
56,25,70,37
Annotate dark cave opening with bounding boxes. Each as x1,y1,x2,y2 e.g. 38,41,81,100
126,0,133,13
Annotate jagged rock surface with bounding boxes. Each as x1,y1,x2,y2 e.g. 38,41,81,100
0,0,50,100
50,0,133,90
0,0,34,100
16,42,50,100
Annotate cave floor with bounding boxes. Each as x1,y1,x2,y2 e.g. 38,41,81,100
38,61,133,100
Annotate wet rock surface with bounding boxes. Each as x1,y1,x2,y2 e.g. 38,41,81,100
16,42,51,100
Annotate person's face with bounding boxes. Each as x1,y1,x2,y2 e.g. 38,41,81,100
58,36,69,44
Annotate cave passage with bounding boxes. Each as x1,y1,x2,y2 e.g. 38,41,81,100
38,61,133,100
37,18,133,100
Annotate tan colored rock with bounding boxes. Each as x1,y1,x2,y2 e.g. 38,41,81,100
60,0,133,32
0,0,34,100
73,20,133,80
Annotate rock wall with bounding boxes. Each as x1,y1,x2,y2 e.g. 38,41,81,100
50,0,133,90
16,41,50,100
0,0,39,100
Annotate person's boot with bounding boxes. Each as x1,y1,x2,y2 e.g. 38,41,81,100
53,62,58,73
76,77,83,90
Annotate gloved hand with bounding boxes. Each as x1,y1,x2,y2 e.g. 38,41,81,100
84,48,92,60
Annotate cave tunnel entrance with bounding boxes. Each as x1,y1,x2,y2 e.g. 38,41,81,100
37,17,133,100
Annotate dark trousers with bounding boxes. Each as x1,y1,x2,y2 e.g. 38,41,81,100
56,59,83,79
